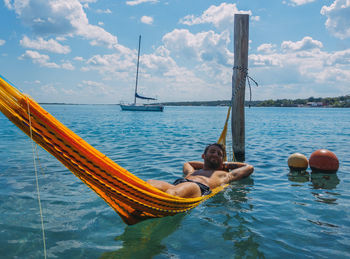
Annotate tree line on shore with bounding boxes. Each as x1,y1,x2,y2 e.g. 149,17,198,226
249,95,350,107
160,95,350,107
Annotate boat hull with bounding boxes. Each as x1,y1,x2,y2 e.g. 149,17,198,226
120,104,164,112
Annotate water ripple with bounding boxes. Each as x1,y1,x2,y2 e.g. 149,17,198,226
0,106,349,258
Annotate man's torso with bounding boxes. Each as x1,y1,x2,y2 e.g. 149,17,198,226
186,169,228,189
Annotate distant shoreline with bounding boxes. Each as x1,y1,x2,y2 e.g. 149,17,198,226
39,95,350,108
39,103,117,105
159,95,350,108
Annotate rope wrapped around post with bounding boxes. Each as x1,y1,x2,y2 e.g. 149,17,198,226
232,66,258,106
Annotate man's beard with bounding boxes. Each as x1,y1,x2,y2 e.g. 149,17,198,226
206,159,221,170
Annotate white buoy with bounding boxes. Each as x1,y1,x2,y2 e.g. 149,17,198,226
288,153,308,171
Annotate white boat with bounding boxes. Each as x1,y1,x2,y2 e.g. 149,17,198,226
121,35,164,112
120,103,164,111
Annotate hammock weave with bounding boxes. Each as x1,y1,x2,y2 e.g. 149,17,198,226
0,76,231,225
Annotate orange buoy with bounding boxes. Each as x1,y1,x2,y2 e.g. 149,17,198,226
288,153,308,171
309,149,339,173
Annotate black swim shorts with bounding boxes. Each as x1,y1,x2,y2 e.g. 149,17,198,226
173,178,212,196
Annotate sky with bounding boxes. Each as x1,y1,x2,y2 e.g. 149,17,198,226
0,0,349,104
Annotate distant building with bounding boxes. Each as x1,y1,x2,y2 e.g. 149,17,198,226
306,102,323,107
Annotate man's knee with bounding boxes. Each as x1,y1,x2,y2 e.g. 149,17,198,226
246,165,254,173
147,179,174,192
166,184,201,198
166,188,179,197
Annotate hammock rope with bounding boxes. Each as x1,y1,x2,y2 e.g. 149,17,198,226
0,76,228,225
26,97,47,259
217,105,233,162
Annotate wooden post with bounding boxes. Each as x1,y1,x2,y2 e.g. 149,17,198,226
231,14,249,162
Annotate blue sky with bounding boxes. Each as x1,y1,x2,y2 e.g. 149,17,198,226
0,0,349,104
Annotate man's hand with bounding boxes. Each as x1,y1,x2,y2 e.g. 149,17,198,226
222,162,247,171
225,164,254,183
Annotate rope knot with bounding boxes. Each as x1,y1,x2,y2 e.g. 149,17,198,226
232,66,259,106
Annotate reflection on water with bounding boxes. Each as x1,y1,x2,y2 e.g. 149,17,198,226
310,173,340,190
206,178,266,258
226,180,265,258
222,212,265,258
100,213,185,259
288,170,340,205
101,179,262,258
288,170,340,190
311,174,340,205
307,219,339,228
288,170,310,183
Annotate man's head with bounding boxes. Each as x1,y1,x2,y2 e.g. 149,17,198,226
202,143,225,170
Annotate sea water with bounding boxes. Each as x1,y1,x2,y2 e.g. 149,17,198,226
0,105,349,258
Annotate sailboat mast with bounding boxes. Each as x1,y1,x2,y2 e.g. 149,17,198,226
134,35,141,104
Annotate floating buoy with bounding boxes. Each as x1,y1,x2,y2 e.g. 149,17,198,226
288,153,308,171
309,149,339,173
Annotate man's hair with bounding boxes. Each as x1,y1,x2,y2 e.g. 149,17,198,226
204,143,226,155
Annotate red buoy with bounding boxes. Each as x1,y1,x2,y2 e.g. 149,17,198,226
309,149,339,173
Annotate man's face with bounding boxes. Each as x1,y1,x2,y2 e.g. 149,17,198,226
203,145,224,169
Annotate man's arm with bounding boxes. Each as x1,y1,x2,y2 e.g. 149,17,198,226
222,162,248,171
183,161,204,176
224,164,254,183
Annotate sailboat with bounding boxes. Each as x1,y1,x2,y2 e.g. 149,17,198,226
120,35,164,112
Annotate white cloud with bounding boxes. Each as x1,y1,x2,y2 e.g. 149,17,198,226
5,0,118,49
19,50,75,70
96,9,112,14
321,0,350,39
126,0,159,6
3,0,15,9
79,29,235,101
74,56,85,61
83,46,136,80
20,36,71,54
141,16,153,25
257,43,277,54
56,37,67,42
84,40,171,78
249,53,282,67
61,61,75,70
281,36,323,52
81,80,104,87
79,0,97,8
19,50,60,68
162,29,232,66
326,49,350,66
142,52,177,76
79,0,97,3
0,39,5,46
286,0,316,6
249,37,350,99
78,80,111,96
180,3,251,30
40,85,59,96
24,80,41,84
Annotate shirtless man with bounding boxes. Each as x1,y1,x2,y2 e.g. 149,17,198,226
147,143,254,198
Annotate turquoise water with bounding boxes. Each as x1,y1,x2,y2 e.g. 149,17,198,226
0,105,349,258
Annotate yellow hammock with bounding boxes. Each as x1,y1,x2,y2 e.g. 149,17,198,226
0,76,231,225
